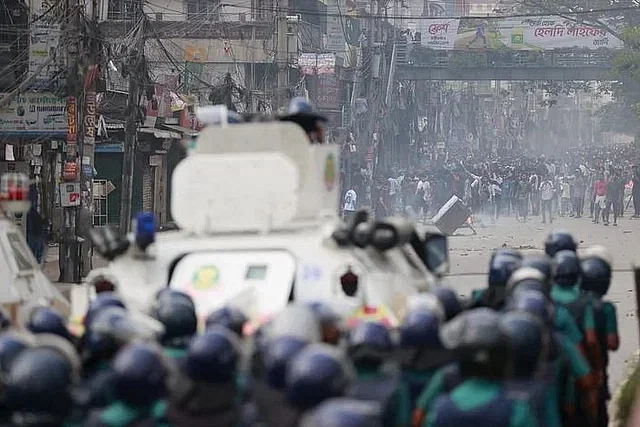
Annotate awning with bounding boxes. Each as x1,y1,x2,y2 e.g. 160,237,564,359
138,127,181,140
162,124,199,135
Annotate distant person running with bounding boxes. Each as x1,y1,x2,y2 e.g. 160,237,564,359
467,22,487,48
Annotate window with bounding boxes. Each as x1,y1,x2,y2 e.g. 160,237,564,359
252,0,274,21
186,0,221,21
108,0,135,20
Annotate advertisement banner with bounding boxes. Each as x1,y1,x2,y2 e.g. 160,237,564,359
298,53,336,75
316,74,340,110
84,91,96,145
0,92,66,135
420,19,460,50
66,96,77,143
29,0,61,83
420,16,623,51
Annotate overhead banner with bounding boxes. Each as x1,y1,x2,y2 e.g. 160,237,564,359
420,16,623,51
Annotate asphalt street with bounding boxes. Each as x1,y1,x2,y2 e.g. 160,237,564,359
444,213,640,391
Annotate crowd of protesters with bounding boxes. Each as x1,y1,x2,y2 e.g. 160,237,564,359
342,142,640,225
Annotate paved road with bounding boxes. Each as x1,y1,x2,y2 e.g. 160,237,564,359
445,213,640,392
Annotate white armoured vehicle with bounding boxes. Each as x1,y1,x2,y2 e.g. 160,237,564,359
87,115,449,329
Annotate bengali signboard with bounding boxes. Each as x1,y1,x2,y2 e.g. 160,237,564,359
316,74,340,110
298,53,336,75
420,16,623,51
0,93,66,135
84,91,96,145
29,0,61,83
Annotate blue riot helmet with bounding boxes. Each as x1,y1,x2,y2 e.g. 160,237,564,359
488,253,521,288
263,305,322,390
154,289,196,312
347,321,394,366
84,292,126,329
285,343,354,410
205,306,248,337
506,267,550,298
505,290,553,327
399,308,441,348
26,307,72,342
185,326,240,383
112,343,168,405
580,245,613,297
545,229,577,257
439,308,509,379
521,254,553,284
398,307,451,371
82,306,161,363
151,292,197,348
500,311,546,379
433,287,462,321
553,249,581,287
307,301,342,345
299,398,383,427
5,347,77,424
491,248,523,262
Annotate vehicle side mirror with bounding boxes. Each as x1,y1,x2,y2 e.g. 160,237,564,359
423,233,449,276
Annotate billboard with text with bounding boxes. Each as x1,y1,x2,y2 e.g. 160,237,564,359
420,16,623,51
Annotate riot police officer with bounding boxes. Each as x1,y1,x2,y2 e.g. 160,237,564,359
470,252,521,310
286,343,354,417
501,311,548,423
397,306,450,407
307,301,342,345
249,305,322,427
4,336,80,427
581,245,619,427
165,326,242,426
345,321,409,427
425,308,539,427
150,290,198,360
551,250,601,374
86,343,169,426
507,289,597,426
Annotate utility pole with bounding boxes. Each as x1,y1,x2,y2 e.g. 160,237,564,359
61,0,83,283
276,0,289,109
77,0,100,277
119,1,145,234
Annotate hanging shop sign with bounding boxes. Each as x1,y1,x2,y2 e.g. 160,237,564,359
66,96,77,142
84,91,96,145
59,182,81,207
62,161,78,182
0,93,66,135
298,53,336,75
419,16,623,51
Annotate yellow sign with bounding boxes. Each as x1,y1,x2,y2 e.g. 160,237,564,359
191,265,220,290
184,45,207,62
324,153,336,191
